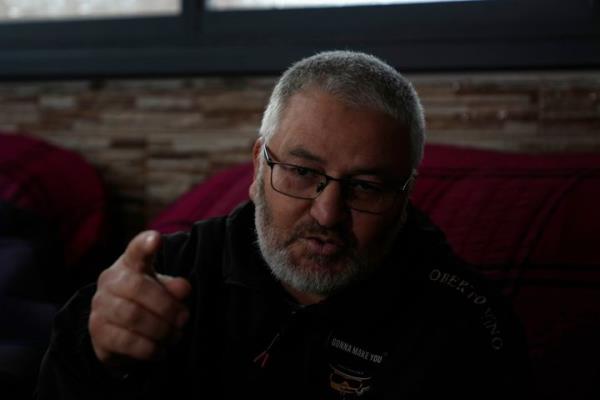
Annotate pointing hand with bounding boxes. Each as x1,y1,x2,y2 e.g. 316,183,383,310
89,231,191,369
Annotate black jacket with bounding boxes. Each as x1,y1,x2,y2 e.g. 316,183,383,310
36,201,530,399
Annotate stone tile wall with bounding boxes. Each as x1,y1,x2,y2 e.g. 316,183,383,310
1,71,599,234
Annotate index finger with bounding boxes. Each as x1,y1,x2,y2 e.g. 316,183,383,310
121,230,161,275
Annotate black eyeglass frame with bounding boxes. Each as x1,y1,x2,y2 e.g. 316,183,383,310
262,143,415,214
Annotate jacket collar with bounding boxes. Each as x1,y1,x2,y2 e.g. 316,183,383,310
221,201,278,290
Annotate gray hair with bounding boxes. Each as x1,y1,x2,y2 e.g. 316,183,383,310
259,50,426,170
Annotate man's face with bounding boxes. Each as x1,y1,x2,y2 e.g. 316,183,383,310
250,88,413,301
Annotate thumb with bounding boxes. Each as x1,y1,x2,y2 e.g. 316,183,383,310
121,230,161,276
158,275,192,301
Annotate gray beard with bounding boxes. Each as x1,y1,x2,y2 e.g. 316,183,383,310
253,173,400,297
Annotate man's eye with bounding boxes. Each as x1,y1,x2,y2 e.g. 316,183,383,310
290,166,317,178
350,180,384,193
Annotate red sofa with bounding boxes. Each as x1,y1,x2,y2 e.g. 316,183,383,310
0,133,109,398
150,144,600,399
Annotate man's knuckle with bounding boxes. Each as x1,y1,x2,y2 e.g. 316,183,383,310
115,328,137,350
89,313,110,342
122,303,144,327
97,268,111,285
90,292,103,310
88,312,100,332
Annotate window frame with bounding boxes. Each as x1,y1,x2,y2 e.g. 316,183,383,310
0,0,598,79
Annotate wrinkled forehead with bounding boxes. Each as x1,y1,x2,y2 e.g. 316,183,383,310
270,89,412,177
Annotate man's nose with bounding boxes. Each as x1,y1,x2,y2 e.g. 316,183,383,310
309,180,348,228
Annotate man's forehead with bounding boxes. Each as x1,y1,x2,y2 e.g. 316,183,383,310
270,122,410,176
270,140,410,180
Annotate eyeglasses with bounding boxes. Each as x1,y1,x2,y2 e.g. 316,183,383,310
262,144,415,214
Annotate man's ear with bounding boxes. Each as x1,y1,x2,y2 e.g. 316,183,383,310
248,137,264,202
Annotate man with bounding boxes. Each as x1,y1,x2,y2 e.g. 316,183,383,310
36,51,530,399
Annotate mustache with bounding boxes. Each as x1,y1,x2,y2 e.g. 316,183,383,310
284,220,357,249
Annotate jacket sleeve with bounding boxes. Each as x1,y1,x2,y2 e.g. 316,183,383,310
36,258,150,398
34,285,153,399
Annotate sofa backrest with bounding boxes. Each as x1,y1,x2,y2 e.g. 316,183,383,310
0,132,107,270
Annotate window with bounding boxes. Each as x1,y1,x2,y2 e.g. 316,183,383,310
206,0,480,11
0,0,179,21
0,0,598,78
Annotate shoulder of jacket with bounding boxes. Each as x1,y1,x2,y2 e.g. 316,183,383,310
425,263,493,308
424,262,518,353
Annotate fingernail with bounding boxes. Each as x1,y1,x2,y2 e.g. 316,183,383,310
145,231,157,246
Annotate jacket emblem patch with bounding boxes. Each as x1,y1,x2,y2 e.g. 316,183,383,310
327,334,386,397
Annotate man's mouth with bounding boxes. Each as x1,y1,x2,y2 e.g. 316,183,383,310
303,236,345,257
